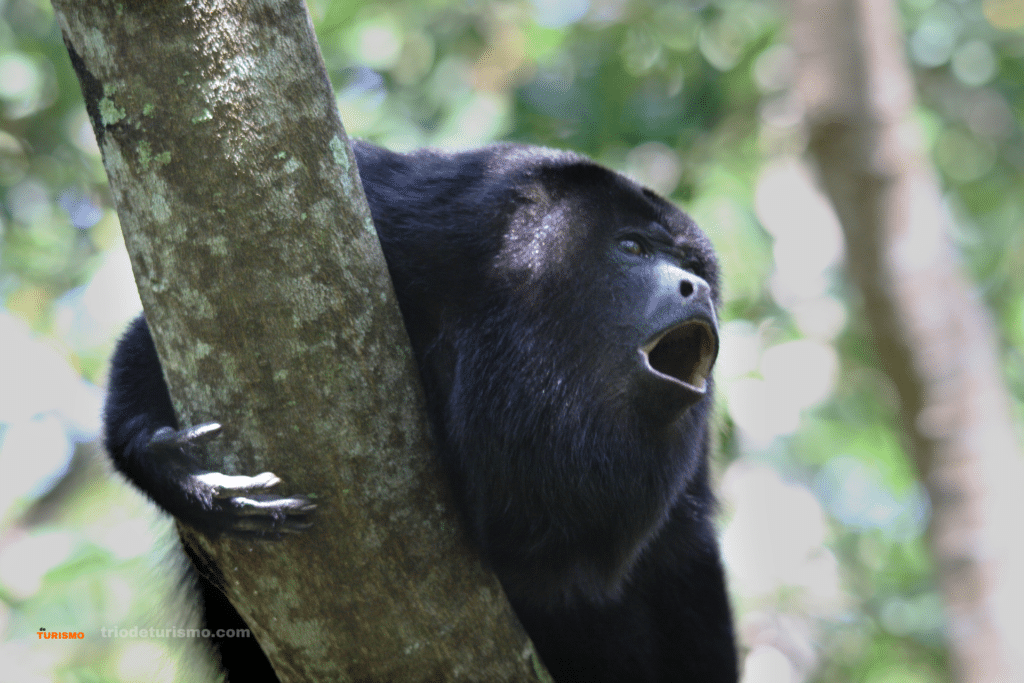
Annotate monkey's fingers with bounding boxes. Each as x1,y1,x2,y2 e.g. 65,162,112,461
148,422,223,453
194,470,282,498
217,493,318,535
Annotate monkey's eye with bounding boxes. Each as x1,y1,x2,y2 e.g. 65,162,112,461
619,238,647,256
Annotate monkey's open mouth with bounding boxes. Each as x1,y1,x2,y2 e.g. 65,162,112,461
641,320,718,392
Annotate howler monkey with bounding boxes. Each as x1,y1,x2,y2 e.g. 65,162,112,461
104,140,738,682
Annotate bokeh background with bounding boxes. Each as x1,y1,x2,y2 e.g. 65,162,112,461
1,0,1022,681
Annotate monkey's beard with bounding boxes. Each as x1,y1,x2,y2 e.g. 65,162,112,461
432,311,713,609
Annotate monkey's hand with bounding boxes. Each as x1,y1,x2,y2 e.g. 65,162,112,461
148,422,317,536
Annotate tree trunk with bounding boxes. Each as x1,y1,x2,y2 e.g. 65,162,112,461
788,0,1024,681
51,0,544,680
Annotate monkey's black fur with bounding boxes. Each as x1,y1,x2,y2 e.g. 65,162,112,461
104,140,737,682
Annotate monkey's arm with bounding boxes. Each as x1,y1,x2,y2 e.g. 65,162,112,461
104,315,315,535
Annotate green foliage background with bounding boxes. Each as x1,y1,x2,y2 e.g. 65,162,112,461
1,0,1021,680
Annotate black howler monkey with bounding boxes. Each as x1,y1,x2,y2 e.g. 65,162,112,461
104,140,738,682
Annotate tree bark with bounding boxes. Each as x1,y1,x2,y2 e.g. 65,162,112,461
51,0,545,680
788,1,1024,681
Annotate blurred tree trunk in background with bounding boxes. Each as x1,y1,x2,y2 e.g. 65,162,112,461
788,0,1024,681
